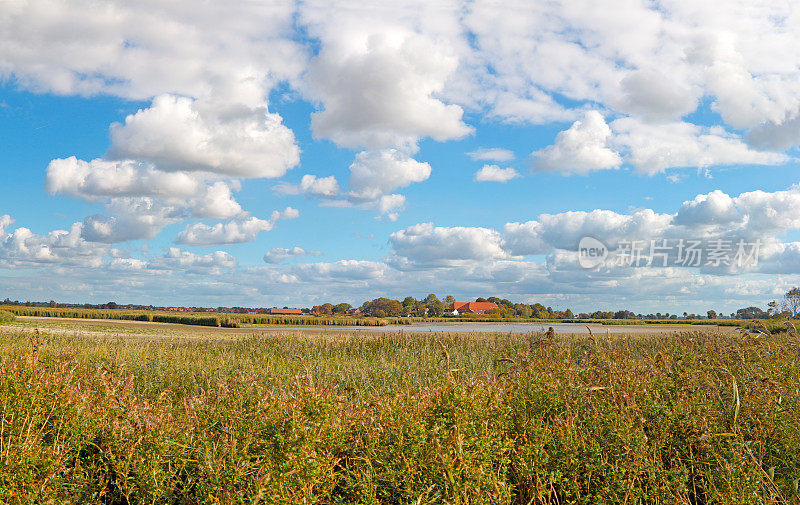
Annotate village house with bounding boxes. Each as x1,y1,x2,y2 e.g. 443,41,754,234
443,301,498,316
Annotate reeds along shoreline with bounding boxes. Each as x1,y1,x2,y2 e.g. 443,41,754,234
0,306,409,327
3,305,794,333
0,329,798,503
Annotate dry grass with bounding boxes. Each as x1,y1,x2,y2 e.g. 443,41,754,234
0,327,798,504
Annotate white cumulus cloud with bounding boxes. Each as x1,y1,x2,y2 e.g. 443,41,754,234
389,222,511,267
348,149,431,201
532,111,622,175
275,174,340,198
176,207,299,246
305,32,472,151
108,94,300,179
474,164,519,182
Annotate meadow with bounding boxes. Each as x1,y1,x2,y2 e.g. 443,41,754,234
0,319,798,504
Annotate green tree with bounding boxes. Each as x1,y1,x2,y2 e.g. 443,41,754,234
333,303,352,314
423,294,440,304
427,300,444,317
422,294,444,317
363,298,403,317
736,306,767,319
707,310,717,319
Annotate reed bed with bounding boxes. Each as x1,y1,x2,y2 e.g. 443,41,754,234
1,306,408,328
0,328,798,503
416,316,791,333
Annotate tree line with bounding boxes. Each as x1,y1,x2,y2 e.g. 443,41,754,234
6,287,800,320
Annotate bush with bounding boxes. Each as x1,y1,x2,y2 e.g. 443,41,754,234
0,310,14,323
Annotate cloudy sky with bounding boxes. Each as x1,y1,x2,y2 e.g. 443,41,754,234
1,0,800,313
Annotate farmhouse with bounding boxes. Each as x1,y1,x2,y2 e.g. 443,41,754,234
268,308,302,315
346,308,361,315
444,301,498,315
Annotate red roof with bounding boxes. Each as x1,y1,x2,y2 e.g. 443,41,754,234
448,301,498,314
269,308,302,314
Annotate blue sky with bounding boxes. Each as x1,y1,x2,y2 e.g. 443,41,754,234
1,0,800,313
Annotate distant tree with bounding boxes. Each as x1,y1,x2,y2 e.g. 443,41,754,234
48,300,56,308
312,303,334,315
421,294,444,317
767,300,779,317
533,303,551,319
736,306,768,319
564,309,574,319
333,303,352,314
444,295,455,306
783,288,800,317
363,298,403,317
427,300,444,317
475,297,487,302
707,310,717,319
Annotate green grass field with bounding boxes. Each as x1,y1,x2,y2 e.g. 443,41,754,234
0,321,798,504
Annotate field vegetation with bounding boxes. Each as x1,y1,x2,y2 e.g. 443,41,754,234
0,326,798,503
0,306,408,328
6,305,798,336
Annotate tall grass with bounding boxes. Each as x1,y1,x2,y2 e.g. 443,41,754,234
0,329,798,503
1,306,409,328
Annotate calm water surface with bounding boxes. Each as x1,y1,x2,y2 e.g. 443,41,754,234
263,322,714,334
